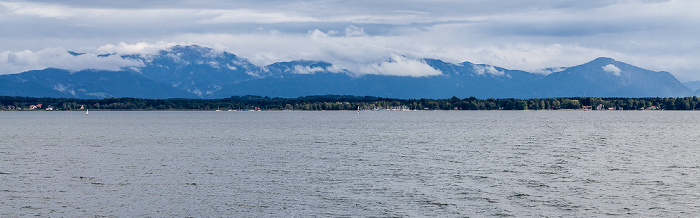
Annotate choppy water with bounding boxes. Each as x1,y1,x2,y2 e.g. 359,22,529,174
1,110,700,217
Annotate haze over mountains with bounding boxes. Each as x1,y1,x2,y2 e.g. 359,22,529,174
0,45,694,99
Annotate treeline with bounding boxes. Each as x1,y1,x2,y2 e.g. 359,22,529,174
2,95,700,111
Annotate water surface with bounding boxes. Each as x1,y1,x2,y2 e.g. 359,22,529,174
1,111,699,217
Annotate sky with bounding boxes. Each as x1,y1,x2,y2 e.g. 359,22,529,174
1,0,699,81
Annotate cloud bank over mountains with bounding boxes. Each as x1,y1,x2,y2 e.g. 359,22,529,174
0,47,144,75
1,0,699,80
0,46,690,99
0,42,446,78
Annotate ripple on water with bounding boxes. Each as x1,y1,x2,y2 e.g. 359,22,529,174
2,111,700,217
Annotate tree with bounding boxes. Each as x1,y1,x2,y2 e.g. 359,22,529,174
561,99,581,109
515,100,527,110
551,99,561,109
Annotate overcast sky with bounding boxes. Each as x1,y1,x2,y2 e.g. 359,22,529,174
1,0,699,81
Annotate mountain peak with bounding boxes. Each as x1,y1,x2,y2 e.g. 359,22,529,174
165,45,220,56
68,51,86,56
588,57,617,65
593,57,615,61
170,44,206,51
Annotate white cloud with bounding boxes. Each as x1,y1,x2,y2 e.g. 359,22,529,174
363,54,442,77
473,65,505,76
444,42,624,73
307,29,330,39
345,25,366,37
533,67,566,75
97,41,187,55
602,64,622,76
293,65,325,74
0,47,144,75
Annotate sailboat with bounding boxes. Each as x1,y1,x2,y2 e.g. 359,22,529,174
357,106,360,113
86,109,89,115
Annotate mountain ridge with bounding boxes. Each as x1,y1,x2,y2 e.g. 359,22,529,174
0,45,692,99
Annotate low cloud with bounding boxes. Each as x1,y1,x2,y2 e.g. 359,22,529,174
0,47,144,75
532,67,567,75
293,65,325,74
473,65,505,76
602,64,622,76
345,25,366,37
363,54,442,77
307,29,332,38
97,41,187,55
291,64,344,74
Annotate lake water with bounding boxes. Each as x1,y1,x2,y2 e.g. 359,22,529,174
1,110,699,217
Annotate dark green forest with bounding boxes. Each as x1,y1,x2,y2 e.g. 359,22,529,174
1,95,699,111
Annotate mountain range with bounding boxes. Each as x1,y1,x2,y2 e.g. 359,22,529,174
0,45,694,99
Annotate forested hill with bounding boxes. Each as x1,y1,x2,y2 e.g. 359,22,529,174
2,95,699,111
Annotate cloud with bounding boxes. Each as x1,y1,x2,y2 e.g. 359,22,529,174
0,2,75,19
532,67,566,75
97,42,187,55
198,9,317,24
363,54,442,77
0,48,143,75
307,29,332,39
473,65,505,76
602,64,622,76
434,42,623,73
2,0,700,81
345,25,366,37
293,65,325,74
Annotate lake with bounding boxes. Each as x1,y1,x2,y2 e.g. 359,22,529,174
1,111,699,217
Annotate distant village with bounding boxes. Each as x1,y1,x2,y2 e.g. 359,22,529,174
582,104,659,111
2,104,55,111
0,104,91,111
3,95,700,111
0,100,666,111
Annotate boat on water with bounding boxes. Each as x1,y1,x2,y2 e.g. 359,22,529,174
86,109,89,115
